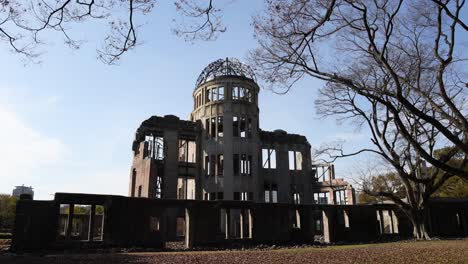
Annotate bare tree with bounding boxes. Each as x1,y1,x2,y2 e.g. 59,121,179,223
250,0,468,180
316,80,466,239
172,0,226,42
0,0,222,64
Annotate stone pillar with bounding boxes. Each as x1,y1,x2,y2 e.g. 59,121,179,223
248,209,253,239
239,209,244,239
88,205,96,241
225,209,230,239
277,144,290,203
391,210,399,233
378,209,385,234
185,208,195,248
223,105,234,201
164,130,179,199
322,209,335,243
65,204,74,240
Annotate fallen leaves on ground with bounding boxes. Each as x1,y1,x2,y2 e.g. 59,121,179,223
1,240,467,264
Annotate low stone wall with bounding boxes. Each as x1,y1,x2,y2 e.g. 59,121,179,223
10,193,468,251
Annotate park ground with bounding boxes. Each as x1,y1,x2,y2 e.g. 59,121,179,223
0,239,467,264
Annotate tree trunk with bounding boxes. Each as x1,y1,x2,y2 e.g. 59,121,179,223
408,208,431,240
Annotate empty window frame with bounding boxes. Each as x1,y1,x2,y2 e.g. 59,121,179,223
209,192,216,201
205,118,210,136
240,192,252,201
210,155,216,176
233,116,239,137
66,204,91,241
206,88,211,103
264,184,278,203
272,190,278,203
205,154,222,177
178,139,197,163
217,154,224,176
335,189,347,205
205,192,223,200
344,210,350,228
144,135,164,160
234,192,240,201
233,154,240,176
293,192,301,204
288,151,303,171
212,87,218,101
240,154,252,176
206,87,224,102
177,177,195,200
314,192,330,204
240,117,246,138
232,86,240,100
217,116,224,137
262,148,277,169
239,87,251,101
150,216,160,232
211,117,216,138
264,190,271,203
205,155,210,176
155,176,162,199
218,86,225,100
233,116,252,138
58,204,104,242
195,94,202,108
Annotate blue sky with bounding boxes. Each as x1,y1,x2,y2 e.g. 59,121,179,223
0,1,372,199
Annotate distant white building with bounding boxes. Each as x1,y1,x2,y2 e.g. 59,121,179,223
12,185,34,199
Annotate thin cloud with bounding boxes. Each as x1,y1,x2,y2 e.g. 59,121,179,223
0,104,67,193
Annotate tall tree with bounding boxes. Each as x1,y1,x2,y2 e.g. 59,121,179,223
0,194,17,231
249,0,468,239
250,0,468,179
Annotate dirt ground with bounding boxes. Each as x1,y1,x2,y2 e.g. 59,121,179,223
1,240,467,264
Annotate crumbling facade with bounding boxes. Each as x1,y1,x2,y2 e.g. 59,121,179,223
129,58,355,205
10,59,468,252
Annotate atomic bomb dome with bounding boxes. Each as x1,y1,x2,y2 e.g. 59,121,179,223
195,57,257,88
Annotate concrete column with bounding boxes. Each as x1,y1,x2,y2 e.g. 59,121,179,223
225,209,230,239
277,144,290,203
389,210,395,233
185,208,195,248
296,209,302,229
164,130,179,199
88,205,96,241
378,209,385,234
239,209,244,239
322,209,335,243
391,210,399,233
248,209,253,239
65,204,75,240
223,109,234,200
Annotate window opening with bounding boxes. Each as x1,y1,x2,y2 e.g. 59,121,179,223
262,148,276,169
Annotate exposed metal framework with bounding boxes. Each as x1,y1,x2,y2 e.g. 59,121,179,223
195,57,256,88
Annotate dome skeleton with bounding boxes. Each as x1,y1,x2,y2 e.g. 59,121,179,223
195,57,257,88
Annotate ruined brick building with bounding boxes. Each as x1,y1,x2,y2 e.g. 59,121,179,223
129,58,355,205
11,59,467,251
